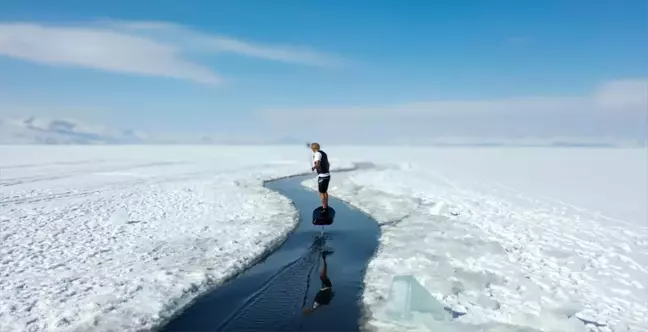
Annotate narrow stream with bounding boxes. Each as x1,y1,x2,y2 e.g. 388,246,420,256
160,172,380,331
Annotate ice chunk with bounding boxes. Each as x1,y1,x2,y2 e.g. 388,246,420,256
384,274,453,323
109,207,129,226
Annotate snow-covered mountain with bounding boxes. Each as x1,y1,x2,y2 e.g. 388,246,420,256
0,116,315,145
0,117,147,144
1,116,644,147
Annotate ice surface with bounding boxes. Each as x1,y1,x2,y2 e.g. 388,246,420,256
302,147,648,332
2,145,645,332
0,145,354,332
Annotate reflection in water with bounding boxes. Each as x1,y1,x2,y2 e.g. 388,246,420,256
161,173,379,332
303,237,335,315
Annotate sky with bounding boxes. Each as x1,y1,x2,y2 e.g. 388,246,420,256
0,0,646,144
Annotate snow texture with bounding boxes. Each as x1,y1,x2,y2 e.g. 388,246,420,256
0,145,352,332
302,147,648,332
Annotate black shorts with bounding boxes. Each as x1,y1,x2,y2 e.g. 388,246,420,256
317,176,330,193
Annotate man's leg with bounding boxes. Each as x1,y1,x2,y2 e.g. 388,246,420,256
318,177,330,210
320,250,333,287
320,253,328,279
320,192,328,209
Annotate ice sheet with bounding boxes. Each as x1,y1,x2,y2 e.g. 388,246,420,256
302,147,648,332
0,145,353,332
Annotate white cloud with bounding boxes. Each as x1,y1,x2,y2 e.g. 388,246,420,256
259,96,590,120
256,79,648,143
259,79,648,120
105,20,345,68
0,20,341,84
595,79,648,112
0,22,220,84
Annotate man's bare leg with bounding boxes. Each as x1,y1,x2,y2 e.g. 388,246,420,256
303,253,329,316
320,192,328,210
320,252,328,279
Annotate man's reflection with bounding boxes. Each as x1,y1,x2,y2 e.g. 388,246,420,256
302,249,334,314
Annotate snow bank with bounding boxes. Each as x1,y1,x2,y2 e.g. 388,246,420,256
0,145,353,332
302,147,648,332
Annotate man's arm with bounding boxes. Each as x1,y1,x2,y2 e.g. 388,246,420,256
312,152,321,171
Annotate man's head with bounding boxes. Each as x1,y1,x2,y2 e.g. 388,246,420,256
310,142,320,152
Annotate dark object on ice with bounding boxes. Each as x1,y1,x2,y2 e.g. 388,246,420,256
313,206,335,225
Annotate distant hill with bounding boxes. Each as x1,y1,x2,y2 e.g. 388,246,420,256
0,116,644,147
0,117,146,144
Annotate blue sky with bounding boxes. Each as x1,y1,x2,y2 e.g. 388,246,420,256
0,0,646,144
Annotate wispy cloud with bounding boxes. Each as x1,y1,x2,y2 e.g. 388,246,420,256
257,79,648,142
106,20,345,67
0,22,220,83
259,79,647,118
0,20,341,84
595,79,648,112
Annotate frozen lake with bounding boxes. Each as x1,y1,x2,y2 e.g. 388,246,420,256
1,145,645,332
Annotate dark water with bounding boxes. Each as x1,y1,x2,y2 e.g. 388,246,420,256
160,173,380,331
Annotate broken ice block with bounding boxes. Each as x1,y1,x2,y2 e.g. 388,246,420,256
384,274,453,323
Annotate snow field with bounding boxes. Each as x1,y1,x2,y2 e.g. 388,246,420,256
302,147,648,332
1,145,644,332
0,145,352,332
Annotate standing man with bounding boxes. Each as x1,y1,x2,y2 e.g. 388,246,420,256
310,142,330,213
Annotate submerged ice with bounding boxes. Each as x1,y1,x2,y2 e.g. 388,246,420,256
381,275,453,327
